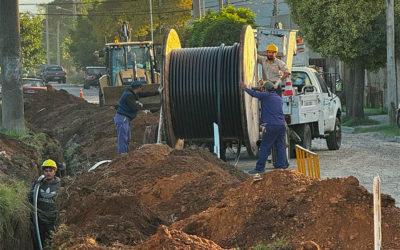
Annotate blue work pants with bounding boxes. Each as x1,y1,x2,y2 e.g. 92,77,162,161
114,113,131,154
256,124,286,171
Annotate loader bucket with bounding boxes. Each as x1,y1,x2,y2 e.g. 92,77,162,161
103,84,161,111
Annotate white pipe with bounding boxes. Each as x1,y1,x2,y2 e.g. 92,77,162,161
88,160,111,172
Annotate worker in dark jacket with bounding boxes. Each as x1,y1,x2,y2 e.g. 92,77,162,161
114,80,160,154
29,159,61,249
241,81,287,173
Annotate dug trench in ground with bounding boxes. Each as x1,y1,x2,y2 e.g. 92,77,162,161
51,144,247,248
0,131,64,250
23,87,159,174
14,88,400,249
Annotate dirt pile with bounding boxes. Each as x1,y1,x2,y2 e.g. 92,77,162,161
172,170,400,249
24,89,159,169
0,133,39,183
53,144,244,247
134,225,231,250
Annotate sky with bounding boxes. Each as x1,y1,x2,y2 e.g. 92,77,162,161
19,0,53,14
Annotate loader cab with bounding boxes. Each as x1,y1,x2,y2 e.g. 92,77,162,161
104,41,158,86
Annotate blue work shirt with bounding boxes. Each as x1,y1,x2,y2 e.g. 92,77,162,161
244,88,285,126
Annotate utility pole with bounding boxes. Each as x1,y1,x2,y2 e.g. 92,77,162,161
272,0,278,17
193,0,201,19
149,0,154,44
57,20,60,66
218,0,223,11
0,0,25,131
386,0,396,123
46,4,50,64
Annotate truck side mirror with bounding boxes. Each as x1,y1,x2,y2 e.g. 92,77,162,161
304,85,315,93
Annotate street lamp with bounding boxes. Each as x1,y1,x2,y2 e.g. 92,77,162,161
149,0,154,44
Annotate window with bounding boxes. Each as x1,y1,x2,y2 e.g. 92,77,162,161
314,72,329,94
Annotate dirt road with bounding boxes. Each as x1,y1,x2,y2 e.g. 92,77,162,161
232,132,400,207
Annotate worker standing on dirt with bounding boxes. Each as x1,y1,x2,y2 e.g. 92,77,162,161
257,43,291,96
114,80,161,154
29,159,61,249
240,81,287,173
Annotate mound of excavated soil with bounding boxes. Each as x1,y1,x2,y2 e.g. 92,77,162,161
173,170,400,250
24,89,159,166
53,144,244,247
134,225,231,250
0,134,39,183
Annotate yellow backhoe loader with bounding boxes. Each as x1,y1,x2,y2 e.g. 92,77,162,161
98,22,161,110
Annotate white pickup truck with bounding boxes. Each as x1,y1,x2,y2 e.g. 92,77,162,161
283,67,342,157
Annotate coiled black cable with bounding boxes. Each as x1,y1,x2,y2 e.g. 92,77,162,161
169,43,243,140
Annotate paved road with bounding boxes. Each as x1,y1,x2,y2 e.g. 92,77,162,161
229,132,400,207
52,83,99,103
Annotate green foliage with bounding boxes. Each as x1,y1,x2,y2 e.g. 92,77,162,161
342,116,380,127
251,238,291,250
285,0,387,71
0,181,31,241
67,16,102,69
20,132,62,166
185,5,256,47
0,126,28,137
354,124,400,136
20,13,46,72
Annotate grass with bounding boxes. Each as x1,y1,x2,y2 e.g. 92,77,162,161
251,238,291,250
342,116,380,127
354,124,400,136
341,106,387,116
0,126,28,137
0,180,31,241
364,107,387,116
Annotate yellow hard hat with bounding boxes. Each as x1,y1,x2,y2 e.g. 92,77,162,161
266,44,278,53
41,159,57,171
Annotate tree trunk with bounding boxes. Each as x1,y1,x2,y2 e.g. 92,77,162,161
345,62,365,119
345,63,355,118
0,0,25,131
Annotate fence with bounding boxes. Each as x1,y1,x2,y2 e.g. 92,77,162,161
295,145,321,179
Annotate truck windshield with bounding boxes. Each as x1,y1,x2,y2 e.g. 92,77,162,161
110,45,152,85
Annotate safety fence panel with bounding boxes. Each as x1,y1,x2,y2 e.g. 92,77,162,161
295,144,320,179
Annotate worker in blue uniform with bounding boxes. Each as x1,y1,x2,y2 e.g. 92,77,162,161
240,81,288,173
114,81,161,154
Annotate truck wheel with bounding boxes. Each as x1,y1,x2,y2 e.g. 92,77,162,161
298,124,312,150
326,117,341,150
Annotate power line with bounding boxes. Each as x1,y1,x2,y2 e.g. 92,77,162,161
23,8,191,17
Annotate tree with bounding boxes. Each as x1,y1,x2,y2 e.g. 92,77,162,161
185,5,256,47
285,0,387,119
20,13,46,72
66,16,102,68
0,0,25,131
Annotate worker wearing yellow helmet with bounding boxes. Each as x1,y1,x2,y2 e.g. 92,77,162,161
257,43,291,96
29,159,61,249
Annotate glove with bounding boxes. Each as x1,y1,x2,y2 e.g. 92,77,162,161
158,85,164,94
136,101,143,108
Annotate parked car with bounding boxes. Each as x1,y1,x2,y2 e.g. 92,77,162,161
22,78,47,95
84,66,106,89
38,64,66,83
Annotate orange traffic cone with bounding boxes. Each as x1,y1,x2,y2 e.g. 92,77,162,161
282,77,294,96
79,88,84,99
